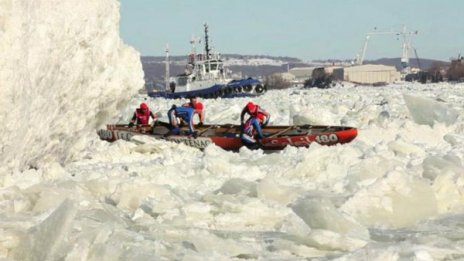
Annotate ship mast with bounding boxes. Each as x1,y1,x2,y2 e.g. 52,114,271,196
204,23,210,59
190,35,197,62
165,44,170,91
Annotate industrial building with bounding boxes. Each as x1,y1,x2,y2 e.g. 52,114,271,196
277,64,400,87
342,64,400,84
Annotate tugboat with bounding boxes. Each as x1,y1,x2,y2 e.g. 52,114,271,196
149,24,266,99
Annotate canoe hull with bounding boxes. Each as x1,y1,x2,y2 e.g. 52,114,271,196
97,122,358,151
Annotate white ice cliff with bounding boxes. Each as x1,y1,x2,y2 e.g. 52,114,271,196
0,0,143,173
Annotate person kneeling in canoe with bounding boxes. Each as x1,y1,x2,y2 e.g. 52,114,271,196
182,96,205,127
240,102,270,127
129,102,157,127
240,112,266,149
167,105,197,137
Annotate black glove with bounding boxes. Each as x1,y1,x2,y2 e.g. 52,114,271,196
197,122,204,127
262,115,270,127
128,122,134,127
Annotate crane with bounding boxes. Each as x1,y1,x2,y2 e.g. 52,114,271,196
355,29,395,65
354,25,418,74
398,25,419,74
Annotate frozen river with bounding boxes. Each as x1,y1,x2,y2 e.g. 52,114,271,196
3,83,464,260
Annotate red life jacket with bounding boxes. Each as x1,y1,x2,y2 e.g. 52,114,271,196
135,109,150,124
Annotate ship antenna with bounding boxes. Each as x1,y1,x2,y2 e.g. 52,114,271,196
204,23,210,59
190,35,196,55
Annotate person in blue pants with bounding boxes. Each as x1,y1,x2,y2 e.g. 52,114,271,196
167,105,196,136
240,113,266,149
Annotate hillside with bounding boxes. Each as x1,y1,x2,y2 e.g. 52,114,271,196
141,55,301,64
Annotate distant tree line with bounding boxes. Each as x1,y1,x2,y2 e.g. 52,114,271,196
419,58,464,83
446,58,464,81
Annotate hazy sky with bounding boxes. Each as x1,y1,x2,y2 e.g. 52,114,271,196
120,0,463,62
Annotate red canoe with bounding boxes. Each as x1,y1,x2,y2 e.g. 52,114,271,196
97,122,358,151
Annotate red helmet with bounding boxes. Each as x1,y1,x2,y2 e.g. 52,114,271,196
246,102,257,114
140,103,148,110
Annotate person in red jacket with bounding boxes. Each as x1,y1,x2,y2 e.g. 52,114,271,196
182,96,205,126
129,102,157,127
240,101,270,127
